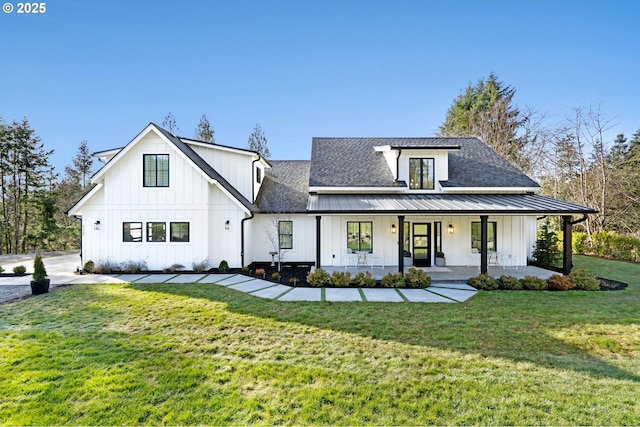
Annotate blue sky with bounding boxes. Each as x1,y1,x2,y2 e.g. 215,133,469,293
1,0,638,174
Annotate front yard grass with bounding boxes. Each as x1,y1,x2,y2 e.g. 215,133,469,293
0,255,639,425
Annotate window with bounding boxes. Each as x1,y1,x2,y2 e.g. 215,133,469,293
409,158,434,189
347,221,373,253
170,222,190,242
256,167,262,184
471,221,497,252
434,221,442,253
123,222,142,242
143,154,169,187
147,222,166,242
278,221,293,249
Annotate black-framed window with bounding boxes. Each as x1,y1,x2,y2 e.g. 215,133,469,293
434,221,442,253
471,221,497,252
170,222,190,242
278,220,293,249
143,154,169,187
147,222,166,242
409,158,434,189
256,167,262,184
347,221,373,253
123,222,142,242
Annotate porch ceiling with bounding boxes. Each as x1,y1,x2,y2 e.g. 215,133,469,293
307,193,597,215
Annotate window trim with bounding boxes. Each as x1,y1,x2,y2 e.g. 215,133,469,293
146,222,167,242
347,221,373,253
278,220,293,250
170,222,190,242
123,222,143,242
143,154,170,188
409,157,435,190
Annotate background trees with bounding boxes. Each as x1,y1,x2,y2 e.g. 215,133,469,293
247,123,270,158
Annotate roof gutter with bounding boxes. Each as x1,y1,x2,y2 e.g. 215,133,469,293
571,213,590,225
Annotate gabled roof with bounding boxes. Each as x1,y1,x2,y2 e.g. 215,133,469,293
153,125,257,212
71,123,257,216
256,160,310,213
309,137,539,189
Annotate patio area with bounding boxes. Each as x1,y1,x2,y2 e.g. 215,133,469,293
322,264,557,282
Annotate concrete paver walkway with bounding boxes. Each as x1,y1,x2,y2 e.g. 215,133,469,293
0,253,477,304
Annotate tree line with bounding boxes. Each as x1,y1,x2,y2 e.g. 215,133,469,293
439,73,640,242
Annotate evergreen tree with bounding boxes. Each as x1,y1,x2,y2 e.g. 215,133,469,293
439,73,525,168
194,114,214,142
247,123,270,158
72,140,93,190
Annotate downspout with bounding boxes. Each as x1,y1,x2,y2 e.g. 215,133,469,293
75,215,83,270
240,212,254,267
251,155,261,203
395,148,402,182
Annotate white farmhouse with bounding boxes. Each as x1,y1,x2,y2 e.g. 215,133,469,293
68,123,595,274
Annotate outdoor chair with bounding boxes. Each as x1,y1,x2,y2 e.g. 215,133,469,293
370,252,384,269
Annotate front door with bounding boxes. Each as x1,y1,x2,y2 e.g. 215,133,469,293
413,223,431,267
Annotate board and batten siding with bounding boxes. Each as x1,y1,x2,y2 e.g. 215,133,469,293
244,214,317,264
79,131,247,270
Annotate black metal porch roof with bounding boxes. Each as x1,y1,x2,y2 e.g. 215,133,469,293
307,193,597,215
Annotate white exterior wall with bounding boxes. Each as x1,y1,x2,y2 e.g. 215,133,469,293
244,214,317,264
79,131,247,270
317,214,538,268
190,144,261,203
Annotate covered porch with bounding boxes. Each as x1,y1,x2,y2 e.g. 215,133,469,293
322,264,557,282
309,193,598,276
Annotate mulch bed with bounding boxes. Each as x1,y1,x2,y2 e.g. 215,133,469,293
245,262,312,286
598,278,628,291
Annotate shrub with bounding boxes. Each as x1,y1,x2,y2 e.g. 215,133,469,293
121,260,147,274
468,274,498,290
498,275,522,290
521,275,548,291
547,273,576,291
570,266,601,291
330,271,351,287
271,272,281,281
404,267,431,288
163,263,185,273
13,265,27,275
380,272,405,288
92,260,117,274
0,266,4,273
306,268,330,287
241,266,249,273
83,260,94,273
255,268,266,277
572,232,589,255
289,277,299,286
218,260,230,272
32,250,47,281
192,259,210,273
352,271,376,287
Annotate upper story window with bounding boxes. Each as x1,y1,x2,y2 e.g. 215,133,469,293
256,167,262,184
409,158,434,190
143,154,169,187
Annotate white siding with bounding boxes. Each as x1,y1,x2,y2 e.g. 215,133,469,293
244,214,317,264
79,130,248,270
316,214,537,268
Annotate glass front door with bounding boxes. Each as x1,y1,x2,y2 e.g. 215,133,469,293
413,223,431,267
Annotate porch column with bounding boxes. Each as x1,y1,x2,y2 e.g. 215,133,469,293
480,215,488,274
398,215,405,275
562,215,573,275
315,216,321,268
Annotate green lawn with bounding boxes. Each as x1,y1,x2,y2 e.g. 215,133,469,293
1,255,639,425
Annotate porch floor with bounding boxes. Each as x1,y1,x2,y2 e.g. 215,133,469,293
322,265,556,282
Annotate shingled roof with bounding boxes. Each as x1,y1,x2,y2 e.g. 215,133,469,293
309,137,539,189
256,160,310,213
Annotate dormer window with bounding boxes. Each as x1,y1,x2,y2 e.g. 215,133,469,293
409,158,434,190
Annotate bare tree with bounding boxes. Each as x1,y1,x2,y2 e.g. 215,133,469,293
162,112,180,135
